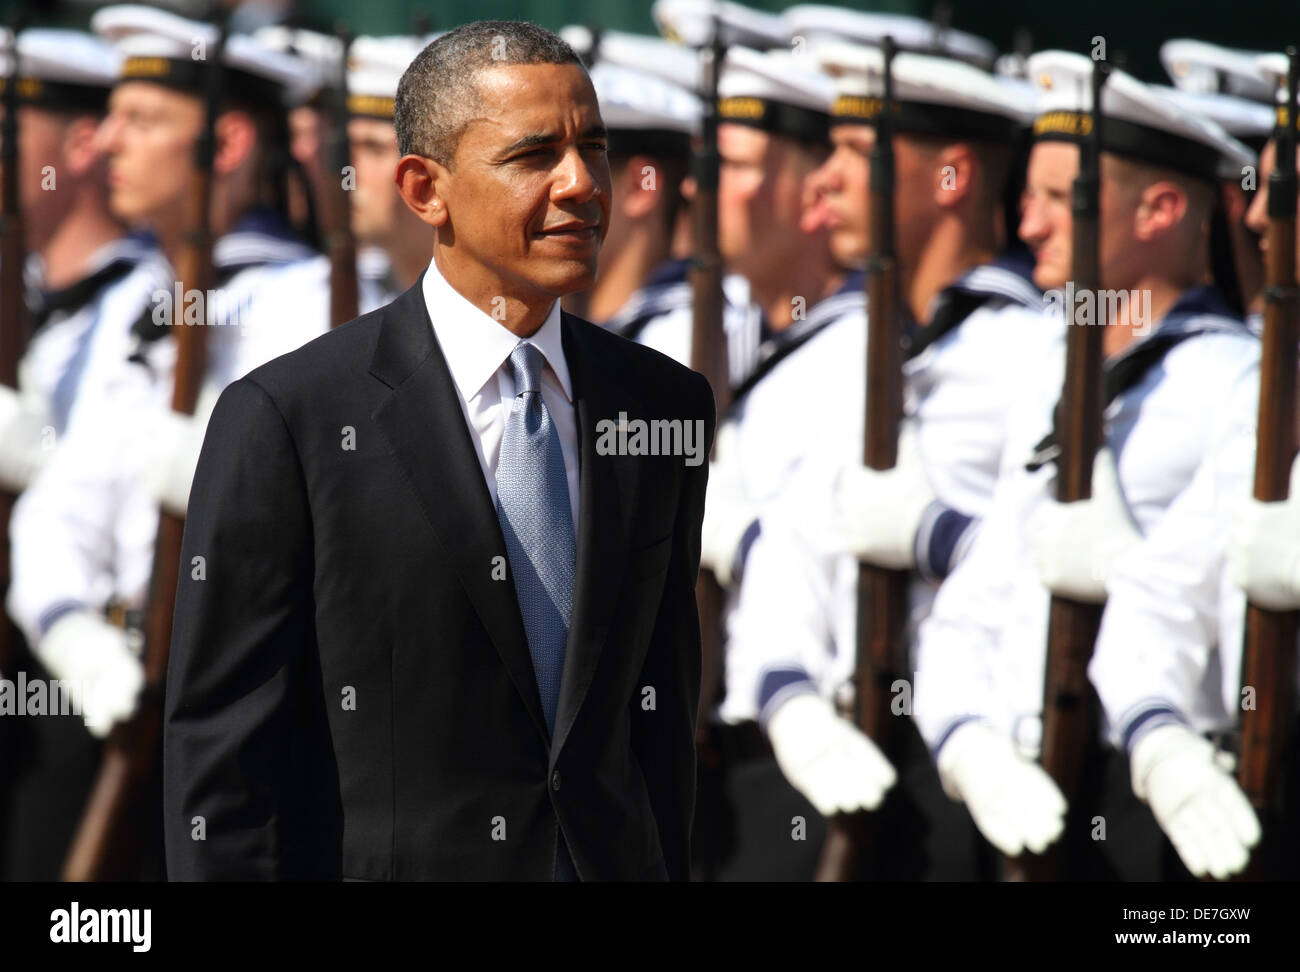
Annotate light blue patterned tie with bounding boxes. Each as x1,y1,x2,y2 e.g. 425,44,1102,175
494,342,580,880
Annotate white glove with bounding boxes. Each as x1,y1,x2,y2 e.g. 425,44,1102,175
829,423,936,568
937,720,1067,857
1131,723,1260,880
1029,446,1140,602
142,409,206,517
699,424,755,586
767,693,897,816
1229,454,1300,610
0,384,55,493
37,610,145,738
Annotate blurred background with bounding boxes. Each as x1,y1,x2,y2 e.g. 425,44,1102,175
10,0,1300,84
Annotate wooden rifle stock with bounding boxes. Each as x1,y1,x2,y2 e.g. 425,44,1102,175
325,26,358,329
63,22,225,881
817,38,906,882
1237,49,1300,881
0,15,28,681
1019,61,1109,882
690,26,731,752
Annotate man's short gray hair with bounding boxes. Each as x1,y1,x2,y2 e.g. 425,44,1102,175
395,20,583,167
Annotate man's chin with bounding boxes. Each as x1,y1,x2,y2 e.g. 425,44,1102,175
1033,265,1068,292
830,233,868,271
530,258,600,298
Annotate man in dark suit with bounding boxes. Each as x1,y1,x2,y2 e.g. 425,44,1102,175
163,20,714,881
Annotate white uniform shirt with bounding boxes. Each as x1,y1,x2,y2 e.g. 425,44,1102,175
913,292,1261,757
1089,366,1300,751
421,254,579,530
720,265,1056,726
7,246,329,646
614,259,762,389
18,236,160,432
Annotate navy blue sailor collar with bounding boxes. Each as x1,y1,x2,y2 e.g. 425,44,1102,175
901,249,1043,359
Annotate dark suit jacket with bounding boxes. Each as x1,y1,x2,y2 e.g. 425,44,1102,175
162,276,714,880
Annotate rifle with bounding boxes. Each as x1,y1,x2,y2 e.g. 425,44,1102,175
690,20,730,754
0,15,27,683
1022,59,1109,882
814,37,907,882
62,21,226,881
1237,47,1300,881
324,24,357,329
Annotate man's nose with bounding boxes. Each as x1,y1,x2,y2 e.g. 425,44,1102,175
1018,202,1047,246
93,113,122,156
552,145,603,204
805,156,836,201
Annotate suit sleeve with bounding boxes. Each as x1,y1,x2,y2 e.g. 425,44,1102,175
163,376,316,880
630,369,714,881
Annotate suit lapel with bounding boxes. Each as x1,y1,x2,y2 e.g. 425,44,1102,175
552,314,642,758
369,278,548,740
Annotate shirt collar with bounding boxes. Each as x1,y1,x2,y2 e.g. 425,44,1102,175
421,253,572,404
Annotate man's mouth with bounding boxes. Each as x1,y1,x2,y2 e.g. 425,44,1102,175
536,222,599,241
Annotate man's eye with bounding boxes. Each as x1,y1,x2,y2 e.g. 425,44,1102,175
582,142,607,153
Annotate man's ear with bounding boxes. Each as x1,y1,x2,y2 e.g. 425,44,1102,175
396,154,450,229
61,116,103,179
1134,181,1188,242
213,110,257,176
617,155,661,221
934,143,976,209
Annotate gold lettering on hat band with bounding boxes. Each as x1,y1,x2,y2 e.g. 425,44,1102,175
347,93,396,119
1033,110,1094,138
832,94,887,120
719,96,765,121
0,77,44,99
122,56,171,80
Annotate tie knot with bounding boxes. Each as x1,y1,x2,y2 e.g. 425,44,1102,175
508,342,545,397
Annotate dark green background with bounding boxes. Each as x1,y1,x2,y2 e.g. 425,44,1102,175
14,0,1300,83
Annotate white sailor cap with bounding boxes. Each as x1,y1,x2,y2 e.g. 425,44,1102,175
813,40,1033,143
92,4,318,106
652,0,787,51
346,35,423,121
588,61,699,159
560,25,704,94
0,28,118,111
1029,50,1254,183
251,26,343,106
784,5,998,70
717,45,832,141
1161,39,1273,103
1153,86,1274,153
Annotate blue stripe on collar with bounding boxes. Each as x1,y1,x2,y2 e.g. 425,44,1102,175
213,206,317,272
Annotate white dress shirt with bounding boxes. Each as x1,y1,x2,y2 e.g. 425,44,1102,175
421,255,580,530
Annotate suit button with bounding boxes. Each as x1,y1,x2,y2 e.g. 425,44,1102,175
551,770,561,792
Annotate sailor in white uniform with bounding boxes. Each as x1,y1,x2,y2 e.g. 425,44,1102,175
717,24,1049,879
1090,50,1300,881
0,29,164,495
910,52,1259,878
1231,53,1300,614
6,5,329,775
